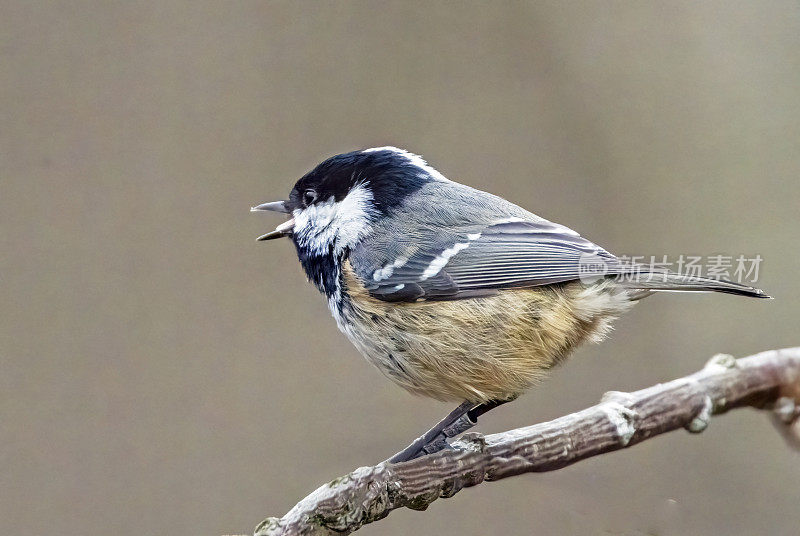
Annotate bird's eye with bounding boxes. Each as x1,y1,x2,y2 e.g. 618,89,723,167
302,189,317,207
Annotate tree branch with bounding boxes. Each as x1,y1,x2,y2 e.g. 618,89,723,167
255,347,800,536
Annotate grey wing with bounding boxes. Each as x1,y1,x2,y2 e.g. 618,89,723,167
349,218,624,302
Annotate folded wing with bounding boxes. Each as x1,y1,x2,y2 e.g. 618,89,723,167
349,218,623,302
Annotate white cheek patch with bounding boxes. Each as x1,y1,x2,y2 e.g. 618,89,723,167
294,196,337,230
292,183,377,256
332,184,376,251
292,196,338,253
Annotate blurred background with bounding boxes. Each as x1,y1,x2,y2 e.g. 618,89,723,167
2,2,799,535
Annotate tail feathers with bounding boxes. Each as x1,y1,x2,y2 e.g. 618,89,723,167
616,271,771,299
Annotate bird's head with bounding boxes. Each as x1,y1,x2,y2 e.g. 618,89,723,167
252,147,445,258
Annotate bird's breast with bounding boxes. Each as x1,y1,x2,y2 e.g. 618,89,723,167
333,260,633,402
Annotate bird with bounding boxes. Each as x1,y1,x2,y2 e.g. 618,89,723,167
252,146,769,462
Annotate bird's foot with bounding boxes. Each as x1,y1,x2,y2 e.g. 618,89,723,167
387,402,474,463
418,413,477,457
387,398,510,463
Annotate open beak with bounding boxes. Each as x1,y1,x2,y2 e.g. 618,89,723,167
251,200,294,241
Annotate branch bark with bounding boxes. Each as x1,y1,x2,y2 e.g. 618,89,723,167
255,347,800,536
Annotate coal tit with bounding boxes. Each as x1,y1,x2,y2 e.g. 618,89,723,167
252,146,769,462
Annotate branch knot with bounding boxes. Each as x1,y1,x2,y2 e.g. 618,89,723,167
600,401,637,446
685,395,713,433
704,353,737,372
